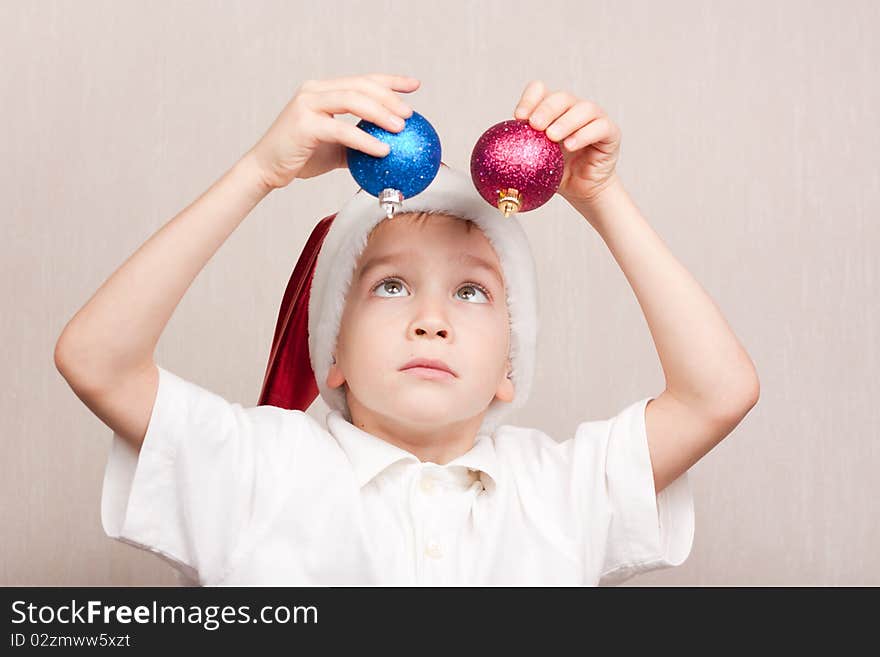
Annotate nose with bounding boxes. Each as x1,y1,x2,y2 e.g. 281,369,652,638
408,300,452,340
411,320,449,339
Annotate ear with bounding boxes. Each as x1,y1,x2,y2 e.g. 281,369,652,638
495,376,515,403
495,360,515,403
326,354,346,389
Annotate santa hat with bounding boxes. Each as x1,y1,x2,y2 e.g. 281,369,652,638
258,163,539,436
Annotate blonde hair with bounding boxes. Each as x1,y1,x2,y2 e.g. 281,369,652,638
383,210,477,232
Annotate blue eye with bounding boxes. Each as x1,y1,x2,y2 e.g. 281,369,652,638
373,277,491,304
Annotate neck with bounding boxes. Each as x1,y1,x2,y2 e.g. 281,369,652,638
346,396,485,464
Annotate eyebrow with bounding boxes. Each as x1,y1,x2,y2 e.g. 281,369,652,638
357,250,504,288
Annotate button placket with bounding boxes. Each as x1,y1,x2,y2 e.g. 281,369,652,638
416,469,445,570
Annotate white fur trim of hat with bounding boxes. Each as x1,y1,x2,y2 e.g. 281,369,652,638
308,164,539,436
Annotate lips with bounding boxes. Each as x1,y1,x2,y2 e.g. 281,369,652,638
399,358,457,377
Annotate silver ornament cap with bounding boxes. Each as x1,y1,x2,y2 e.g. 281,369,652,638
379,188,404,219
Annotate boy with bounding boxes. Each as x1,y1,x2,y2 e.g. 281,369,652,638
55,74,759,586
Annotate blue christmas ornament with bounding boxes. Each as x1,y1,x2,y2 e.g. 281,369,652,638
346,110,441,219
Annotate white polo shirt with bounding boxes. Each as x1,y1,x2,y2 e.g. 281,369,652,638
101,365,695,586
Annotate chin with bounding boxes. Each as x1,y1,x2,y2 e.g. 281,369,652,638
384,397,467,426
393,400,456,421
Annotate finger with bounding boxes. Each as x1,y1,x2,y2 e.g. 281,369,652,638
314,74,417,118
356,76,415,118
316,89,409,134
362,72,421,92
315,116,391,158
513,80,546,119
543,100,603,142
527,91,579,132
562,117,618,153
310,73,420,92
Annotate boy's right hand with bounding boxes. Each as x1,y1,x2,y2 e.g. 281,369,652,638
248,73,421,191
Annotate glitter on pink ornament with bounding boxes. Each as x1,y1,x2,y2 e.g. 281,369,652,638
470,119,565,217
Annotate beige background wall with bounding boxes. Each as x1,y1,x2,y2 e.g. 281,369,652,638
2,0,877,586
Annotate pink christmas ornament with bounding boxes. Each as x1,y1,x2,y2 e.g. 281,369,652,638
470,118,564,217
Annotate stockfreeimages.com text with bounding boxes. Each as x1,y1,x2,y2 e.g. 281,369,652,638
11,599,317,631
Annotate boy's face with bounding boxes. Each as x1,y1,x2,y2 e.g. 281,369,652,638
326,212,514,433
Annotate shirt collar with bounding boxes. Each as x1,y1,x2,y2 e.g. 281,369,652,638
326,410,501,491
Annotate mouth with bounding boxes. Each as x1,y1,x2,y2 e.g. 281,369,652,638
399,358,457,379
400,366,456,381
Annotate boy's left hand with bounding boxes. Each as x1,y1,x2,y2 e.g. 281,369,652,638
513,80,621,204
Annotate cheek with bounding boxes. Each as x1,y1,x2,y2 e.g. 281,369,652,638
344,306,396,354
462,311,510,354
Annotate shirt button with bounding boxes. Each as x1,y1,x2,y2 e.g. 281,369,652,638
424,540,443,559
419,476,435,494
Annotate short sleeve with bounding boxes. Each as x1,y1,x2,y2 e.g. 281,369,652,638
100,365,297,585
572,396,695,586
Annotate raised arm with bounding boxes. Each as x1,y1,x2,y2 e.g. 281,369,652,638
511,80,759,495
54,151,271,448
54,73,419,450
568,175,760,494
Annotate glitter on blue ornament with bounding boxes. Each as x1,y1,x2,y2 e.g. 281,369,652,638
346,110,442,218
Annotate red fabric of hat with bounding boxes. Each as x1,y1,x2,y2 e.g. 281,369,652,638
258,212,337,411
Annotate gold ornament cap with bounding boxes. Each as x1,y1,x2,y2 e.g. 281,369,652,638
497,188,523,218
